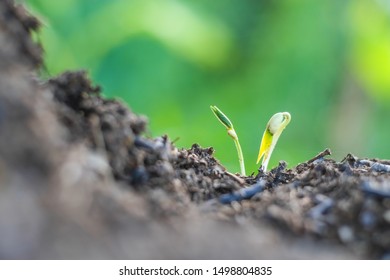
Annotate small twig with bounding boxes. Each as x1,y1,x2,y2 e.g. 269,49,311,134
224,171,246,185
307,148,331,164
218,179,266,204
171,137,180,144
342,155,390,172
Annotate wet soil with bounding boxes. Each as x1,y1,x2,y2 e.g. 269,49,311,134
0,0,389,259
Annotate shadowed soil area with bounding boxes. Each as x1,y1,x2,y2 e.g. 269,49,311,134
0,0,389,259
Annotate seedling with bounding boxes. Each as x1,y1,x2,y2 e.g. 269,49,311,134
210,106,291,174
256,112,291,171
210,105,246,176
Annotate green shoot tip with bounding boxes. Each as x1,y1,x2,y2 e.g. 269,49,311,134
210,105,234,131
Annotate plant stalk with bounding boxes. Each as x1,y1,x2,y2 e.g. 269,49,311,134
210,105,246,176
233,137,245,176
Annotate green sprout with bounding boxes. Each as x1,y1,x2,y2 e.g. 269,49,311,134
210,105,246,176
256,112,291,171
210,106,291,174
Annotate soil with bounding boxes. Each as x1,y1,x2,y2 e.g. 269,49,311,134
0,0,389,259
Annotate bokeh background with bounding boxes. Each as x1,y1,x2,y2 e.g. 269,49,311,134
24,0,390,174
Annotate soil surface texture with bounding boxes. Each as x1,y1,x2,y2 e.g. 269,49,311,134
0,0,389,259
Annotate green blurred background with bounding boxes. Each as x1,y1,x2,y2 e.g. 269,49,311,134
24,0,390,174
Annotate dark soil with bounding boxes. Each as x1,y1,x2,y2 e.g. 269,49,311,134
0,0,389,259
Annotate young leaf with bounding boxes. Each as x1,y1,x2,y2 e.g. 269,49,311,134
257,112,291,171
210,105,233,131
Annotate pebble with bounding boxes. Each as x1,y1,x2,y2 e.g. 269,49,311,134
338,225,354,243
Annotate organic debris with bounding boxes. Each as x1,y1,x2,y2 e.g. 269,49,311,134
0,0,389,259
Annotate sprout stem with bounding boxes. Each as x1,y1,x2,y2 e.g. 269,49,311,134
210,105,246,176
233,137,246,176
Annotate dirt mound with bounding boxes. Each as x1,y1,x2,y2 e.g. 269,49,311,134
0,0,389,259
